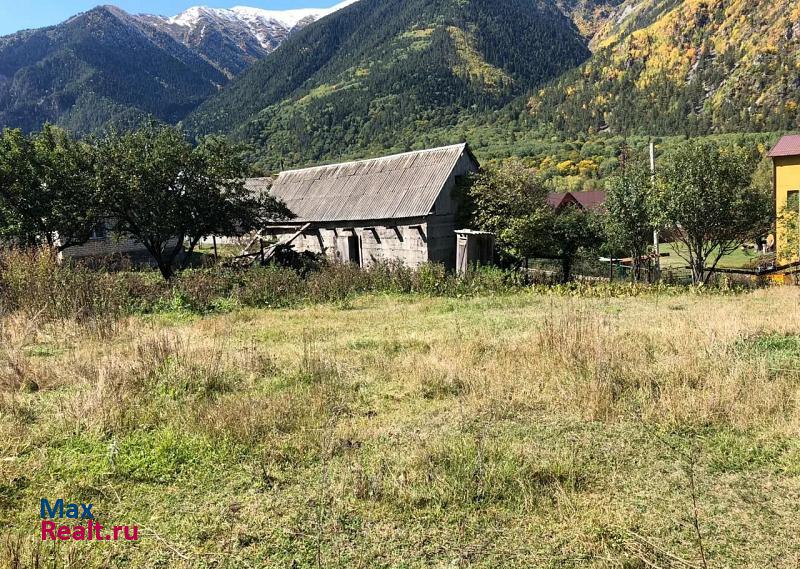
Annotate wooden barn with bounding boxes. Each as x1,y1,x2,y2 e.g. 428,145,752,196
247,144,480,269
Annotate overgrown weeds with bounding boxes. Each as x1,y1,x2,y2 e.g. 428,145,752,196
0,249,754,327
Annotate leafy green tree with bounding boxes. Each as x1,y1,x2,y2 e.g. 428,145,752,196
0,129,32,241
653,140,772,284
605,163,655,281
467,161,550,264
0,125,100,250
467,161,603,281
96,124,288,280
546,205,605,283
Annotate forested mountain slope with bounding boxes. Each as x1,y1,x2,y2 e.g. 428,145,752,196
182,0,592,169
554,0,628,46
0,6,227,133
0,3,355,133
3,0,797,157
527,0,800,135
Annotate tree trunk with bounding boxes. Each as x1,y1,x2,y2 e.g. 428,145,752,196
691,256,705,285
631,257,641,283
160,235,186,279
561,256,573,284
144,243,174,281
157,262,174,281
180,236,202,270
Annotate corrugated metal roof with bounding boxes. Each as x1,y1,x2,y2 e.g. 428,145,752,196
768,135,800,157
247,144,476,223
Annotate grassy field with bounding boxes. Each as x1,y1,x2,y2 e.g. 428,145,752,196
2,287,800,567
660,242,764,270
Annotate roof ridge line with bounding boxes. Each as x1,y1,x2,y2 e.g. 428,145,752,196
277,144,468,176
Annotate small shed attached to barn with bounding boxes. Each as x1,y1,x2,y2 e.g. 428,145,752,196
455,230,495,274
248,144,480,269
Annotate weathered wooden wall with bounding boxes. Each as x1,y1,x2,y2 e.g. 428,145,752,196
269,220,432,269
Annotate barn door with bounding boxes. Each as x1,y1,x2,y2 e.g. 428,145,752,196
336,234,361,266
348,235,361,267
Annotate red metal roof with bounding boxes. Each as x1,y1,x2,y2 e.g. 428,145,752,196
571,191,607,211
547,192,570,209
768,135,800,157
547,191,606,211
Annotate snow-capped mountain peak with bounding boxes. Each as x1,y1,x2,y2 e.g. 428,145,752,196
140,1,358,76
164,1,357,33
230,1,359,29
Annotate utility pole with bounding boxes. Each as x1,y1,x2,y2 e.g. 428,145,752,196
650,141,661,282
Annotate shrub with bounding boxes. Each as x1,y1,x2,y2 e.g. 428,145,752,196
0,248,131,322
235,266,304,308
306,262,373,302
112,272,167,313
172,269,237,312
270,246,327,277
0,248,753,326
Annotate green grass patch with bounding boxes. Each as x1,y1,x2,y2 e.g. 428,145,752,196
661,241,763,270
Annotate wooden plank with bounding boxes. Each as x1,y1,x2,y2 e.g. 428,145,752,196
238,229,265,257
261,223,313,264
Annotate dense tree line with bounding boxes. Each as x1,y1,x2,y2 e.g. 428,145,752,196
0,124,288,279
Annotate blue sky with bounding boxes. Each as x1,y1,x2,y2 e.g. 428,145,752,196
0,0,342,35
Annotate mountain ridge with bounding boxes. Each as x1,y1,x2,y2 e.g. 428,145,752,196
0,5,228,133
0,1,359,133
136,1,358,76
182,0,593,169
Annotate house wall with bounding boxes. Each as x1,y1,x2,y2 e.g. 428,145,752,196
424,151,480,268
60,235,180,265
359,223,430,267
427,215,458,267
775,155,800,263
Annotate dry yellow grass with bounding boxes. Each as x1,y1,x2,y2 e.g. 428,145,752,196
2,287,800,567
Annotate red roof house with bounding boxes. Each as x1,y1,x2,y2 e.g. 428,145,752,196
547,191,606,212
768,135,800,158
